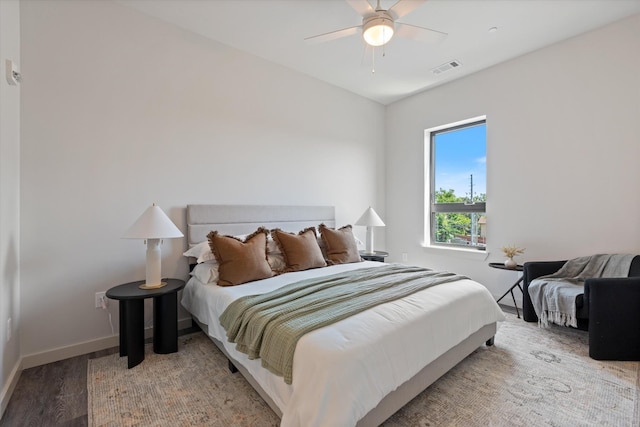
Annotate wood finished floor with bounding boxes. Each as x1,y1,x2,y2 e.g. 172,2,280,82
1,306,519,426
0,326,200,427
1,347,118,427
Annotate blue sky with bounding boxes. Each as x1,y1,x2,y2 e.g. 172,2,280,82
434,123,486,198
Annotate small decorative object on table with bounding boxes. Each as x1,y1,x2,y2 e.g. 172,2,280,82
501,245,525,269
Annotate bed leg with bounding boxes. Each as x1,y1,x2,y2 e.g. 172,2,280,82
485,337,495,346
228,360,239,373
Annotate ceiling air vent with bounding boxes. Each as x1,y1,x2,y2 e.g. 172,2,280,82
431,60,461,76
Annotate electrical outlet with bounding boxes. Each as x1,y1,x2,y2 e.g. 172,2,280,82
6,318,11,342
402,253,408,263
95,292,106,309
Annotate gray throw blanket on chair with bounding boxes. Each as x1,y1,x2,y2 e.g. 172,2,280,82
528,254,634,328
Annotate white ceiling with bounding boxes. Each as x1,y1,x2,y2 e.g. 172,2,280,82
118,0,640,105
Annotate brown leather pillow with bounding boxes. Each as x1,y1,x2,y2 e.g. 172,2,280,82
207,227,274,286
319,224,362,265
271,227,327,272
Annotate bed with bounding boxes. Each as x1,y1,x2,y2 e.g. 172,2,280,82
180,204,505,426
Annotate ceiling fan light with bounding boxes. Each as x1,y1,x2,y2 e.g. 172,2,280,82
363,16,394,47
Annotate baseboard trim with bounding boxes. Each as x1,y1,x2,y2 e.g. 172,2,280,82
21,317,193,369
21,335,120,370
0,359,22,420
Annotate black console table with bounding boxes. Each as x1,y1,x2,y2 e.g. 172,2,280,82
106,278,185,368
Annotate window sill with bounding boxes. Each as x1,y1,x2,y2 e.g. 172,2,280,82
421,244,490,261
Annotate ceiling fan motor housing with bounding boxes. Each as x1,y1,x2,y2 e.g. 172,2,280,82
362,11,395,46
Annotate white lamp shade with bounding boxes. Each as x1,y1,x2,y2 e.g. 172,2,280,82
355,206,386,227
123,204,183,239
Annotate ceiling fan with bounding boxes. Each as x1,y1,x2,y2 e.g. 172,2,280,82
305,0,447,47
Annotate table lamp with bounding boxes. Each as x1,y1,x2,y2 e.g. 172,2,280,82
123,203,183,289
355,206,385,255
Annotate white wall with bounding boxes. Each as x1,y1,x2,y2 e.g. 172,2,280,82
386,14,640,300
14,0,639,370
19,0,385,360
0,0,21,415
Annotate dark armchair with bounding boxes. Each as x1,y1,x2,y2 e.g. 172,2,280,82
522,256,640,360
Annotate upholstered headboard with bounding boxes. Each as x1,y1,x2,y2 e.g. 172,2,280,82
186,204,336,247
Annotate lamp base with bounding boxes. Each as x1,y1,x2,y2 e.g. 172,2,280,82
139,281,167,290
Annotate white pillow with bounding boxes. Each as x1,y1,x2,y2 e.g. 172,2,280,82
263,238,284,271
183,241,215,264
190,261,219,284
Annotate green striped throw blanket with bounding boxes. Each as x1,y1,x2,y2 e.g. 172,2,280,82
219,264,467,384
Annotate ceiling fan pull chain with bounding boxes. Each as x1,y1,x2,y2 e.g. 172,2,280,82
372,47,376,74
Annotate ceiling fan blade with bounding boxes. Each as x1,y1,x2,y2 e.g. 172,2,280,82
304,26,361,44
345,0,375,17
395,22,447,44
388,0,428,20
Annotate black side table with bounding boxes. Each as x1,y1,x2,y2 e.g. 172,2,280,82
489,262,524,318
106,278,185,368
360,250,389,262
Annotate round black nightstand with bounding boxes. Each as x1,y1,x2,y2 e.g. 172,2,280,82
107,278,185,368
360,250,389,262
489,263,524,318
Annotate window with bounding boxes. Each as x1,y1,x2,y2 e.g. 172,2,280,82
426,117,486,249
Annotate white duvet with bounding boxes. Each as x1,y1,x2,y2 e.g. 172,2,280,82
181,261,505,427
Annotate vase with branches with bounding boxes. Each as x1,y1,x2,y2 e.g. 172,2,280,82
501,245,525,269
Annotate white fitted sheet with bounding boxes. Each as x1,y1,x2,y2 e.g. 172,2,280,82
181,261,505,427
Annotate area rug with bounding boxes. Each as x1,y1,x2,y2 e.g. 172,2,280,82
88,313,639,426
